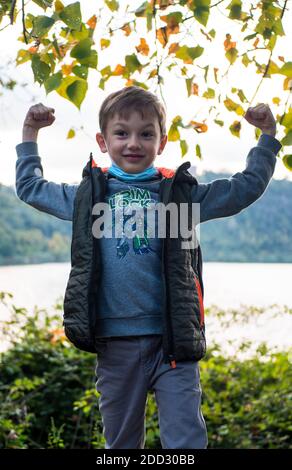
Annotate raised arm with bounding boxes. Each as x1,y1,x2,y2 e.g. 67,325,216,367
15,103,78,221
192,104,282,224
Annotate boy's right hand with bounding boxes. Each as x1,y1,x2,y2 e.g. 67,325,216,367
22,103,55,142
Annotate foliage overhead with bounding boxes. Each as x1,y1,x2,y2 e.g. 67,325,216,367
0,0,291,168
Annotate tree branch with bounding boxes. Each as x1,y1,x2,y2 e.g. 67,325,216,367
22,0,28,44
9,0,17,25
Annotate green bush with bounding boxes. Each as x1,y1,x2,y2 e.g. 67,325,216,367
0,292,291,449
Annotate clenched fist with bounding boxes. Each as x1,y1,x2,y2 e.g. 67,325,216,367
22,103,55,142
244,103,276,137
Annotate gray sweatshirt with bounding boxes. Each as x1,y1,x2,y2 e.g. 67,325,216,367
15,134,281,337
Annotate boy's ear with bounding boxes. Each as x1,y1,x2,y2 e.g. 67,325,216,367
96,132,108,153
158,134,168,155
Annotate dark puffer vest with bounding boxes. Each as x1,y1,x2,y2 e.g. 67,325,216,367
63,158,206,367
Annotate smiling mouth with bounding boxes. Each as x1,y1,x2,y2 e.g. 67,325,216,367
124,154,144,158
123,155,145,160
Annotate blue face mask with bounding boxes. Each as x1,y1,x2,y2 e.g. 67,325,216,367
108,161,159,181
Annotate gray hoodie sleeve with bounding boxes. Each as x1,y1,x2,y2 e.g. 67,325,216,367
15,141,78,221
191,134,282,224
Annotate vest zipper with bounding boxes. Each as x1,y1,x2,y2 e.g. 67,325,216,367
162,219,177,369
161,171,182,369
161,162,199,368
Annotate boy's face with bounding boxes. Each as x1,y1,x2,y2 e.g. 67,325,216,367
96,110,167,173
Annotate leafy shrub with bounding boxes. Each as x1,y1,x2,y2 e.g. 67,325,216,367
0,292,291,449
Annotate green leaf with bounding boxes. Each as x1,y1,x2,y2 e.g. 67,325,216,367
224,97,245,116
282,154,292,171
208,28,216,38
168,124,180,142
196,144,202,159
180,139,188,157
244,33,257,41
66,79,88,109
237,89,248,103
125,54,143,73
105,0,119,11
59,2,82,30
175,45,204,62
134,2,148,17
70,38,97,68
31,55,51,84
70,23,90,41
229,120,241,138
204,65,209,82
32,0,53,9
72,65,88,79
71,38,92,60
227,0,242,20
242,53,252,67
281,109,292,128
214,119,224,127
225,47,238,64
32,15,55,37
147,11,153,32
44,71,62,93
203,88,215,99
281,130,292,147
185,78,193,97
16,49,31,65
279,62,292,78
100,65,111,78
193,1,211,27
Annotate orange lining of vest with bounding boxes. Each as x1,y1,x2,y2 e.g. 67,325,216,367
194,276,205,327
91,158,175,178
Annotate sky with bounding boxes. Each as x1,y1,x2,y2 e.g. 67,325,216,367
0,0,291,187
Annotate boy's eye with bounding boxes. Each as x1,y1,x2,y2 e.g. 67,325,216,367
142,132,153,137
115,130,126,136
114,130,154,137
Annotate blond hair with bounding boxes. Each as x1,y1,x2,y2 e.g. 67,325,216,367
99,86,167,137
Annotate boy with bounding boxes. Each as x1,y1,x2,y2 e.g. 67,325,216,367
16,86,281,449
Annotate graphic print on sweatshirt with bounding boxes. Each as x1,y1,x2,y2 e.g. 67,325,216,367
108,186,158,259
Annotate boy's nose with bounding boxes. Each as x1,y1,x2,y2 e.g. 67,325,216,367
127,136,141,148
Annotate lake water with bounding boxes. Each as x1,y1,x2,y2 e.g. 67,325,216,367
0,262,291,355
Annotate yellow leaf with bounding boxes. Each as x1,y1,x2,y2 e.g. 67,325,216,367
55,0,64,13
283,77,292,91
100,38,110,49
61,62,75,76
67,128,75,139
168,123,180,141
126,79,134,86
272,97,281,105
148,69,157,78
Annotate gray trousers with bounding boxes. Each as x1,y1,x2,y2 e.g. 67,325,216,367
95,334,208,449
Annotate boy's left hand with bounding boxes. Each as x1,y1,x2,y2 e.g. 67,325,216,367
244,103,276,137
